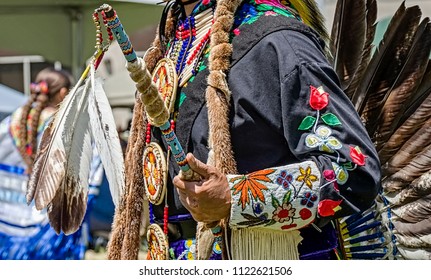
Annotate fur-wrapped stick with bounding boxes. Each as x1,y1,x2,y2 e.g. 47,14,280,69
98,4,198,181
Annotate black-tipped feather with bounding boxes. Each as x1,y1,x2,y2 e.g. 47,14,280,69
343,0,377,99
330,0,366,91
399,61,431,125
350,3,422,119
372,20,431,149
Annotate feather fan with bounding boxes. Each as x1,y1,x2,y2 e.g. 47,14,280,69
379,91,431,166
382,117,431,177
88,65,125,207
27,73,94,235
384,170,431,206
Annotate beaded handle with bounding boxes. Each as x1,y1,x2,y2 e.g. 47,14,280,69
97,4,137,63
96,4,196,178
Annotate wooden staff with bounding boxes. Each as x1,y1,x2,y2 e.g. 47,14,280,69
97,4,196,179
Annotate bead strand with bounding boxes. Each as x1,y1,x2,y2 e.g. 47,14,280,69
92,12,103,50
146,122,152,144
163,206,169,235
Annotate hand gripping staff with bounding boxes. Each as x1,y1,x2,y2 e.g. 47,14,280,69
96,4,199,180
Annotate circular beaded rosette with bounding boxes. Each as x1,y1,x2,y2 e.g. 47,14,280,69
142,142,168,205
152,58,178,114
146,224,169,260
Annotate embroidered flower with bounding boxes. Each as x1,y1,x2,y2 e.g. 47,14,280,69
202,0,210,5
323,169,339,191
186,251,194,260
276,170,293,189
309,85,329,110
323,169,335,181
230,169,274,210
332,162,349,185
350,146,367,166
296,166,319,188
184,239,196,260
305,125,342,153
272,202,295,223
318,199,343,217
300,191,318,208
185,239,194,249
233,28,240,36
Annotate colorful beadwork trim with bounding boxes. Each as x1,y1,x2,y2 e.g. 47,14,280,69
228,161,320,231
142,142,168,205
152,58,178,114
146,223,169,260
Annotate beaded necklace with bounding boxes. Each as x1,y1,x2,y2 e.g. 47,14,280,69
167,6,213,87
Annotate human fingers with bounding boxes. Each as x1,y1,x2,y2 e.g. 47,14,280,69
172,174,186,191
177,188,198,210
186,153,210,179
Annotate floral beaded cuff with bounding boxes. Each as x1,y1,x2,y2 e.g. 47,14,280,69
228,161,321,231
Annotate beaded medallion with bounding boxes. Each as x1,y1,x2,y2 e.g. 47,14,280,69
151,58,178,114
146,223,169,260
142,142,168,205
144,4,215,260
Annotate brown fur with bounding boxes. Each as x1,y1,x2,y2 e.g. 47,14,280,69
195,0,244,259
107,20,167,259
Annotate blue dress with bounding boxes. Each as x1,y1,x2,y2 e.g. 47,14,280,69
0,107,102,260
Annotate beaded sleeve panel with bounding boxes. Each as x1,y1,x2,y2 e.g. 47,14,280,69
229,161,321,231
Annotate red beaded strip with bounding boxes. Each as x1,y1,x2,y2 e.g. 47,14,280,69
186,28,211,65
146,122,152,144
163,206,169,234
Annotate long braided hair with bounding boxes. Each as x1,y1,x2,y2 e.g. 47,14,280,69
17,67,73,171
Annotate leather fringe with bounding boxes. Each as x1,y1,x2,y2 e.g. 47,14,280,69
230,228,303,259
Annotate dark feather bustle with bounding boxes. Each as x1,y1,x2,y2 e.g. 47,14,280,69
332,0,431,260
